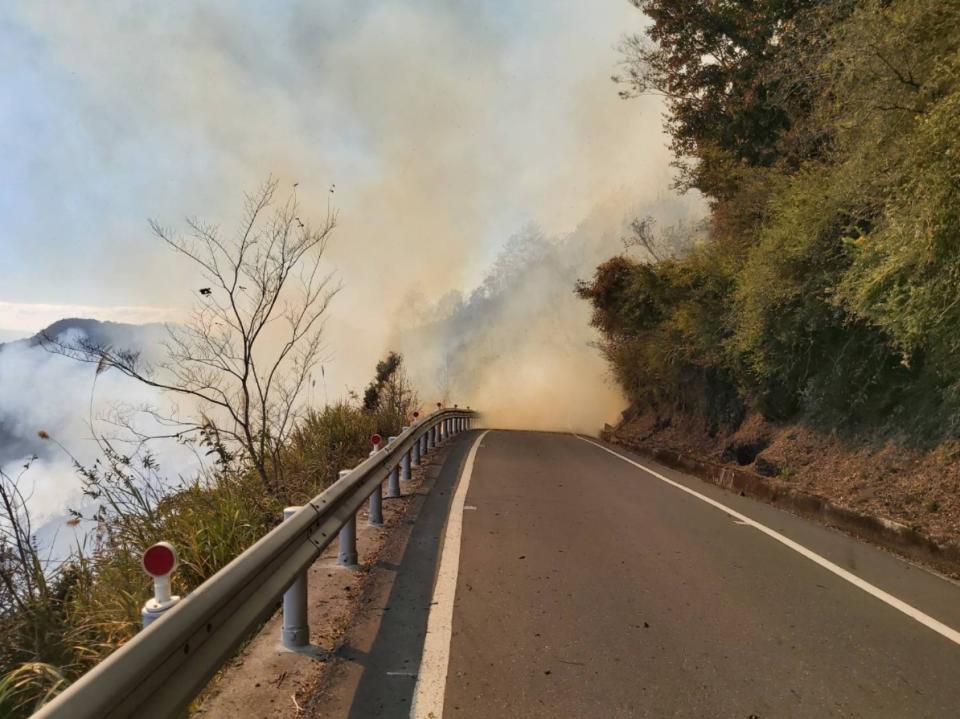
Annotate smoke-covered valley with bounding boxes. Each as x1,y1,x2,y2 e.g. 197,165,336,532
0,188,702,533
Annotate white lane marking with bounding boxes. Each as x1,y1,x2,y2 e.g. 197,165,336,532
575,434,960,647
464,505,478,511
410,430,490,719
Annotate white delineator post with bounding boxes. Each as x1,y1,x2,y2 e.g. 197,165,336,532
338,469,359,566
281,507,309,649
386,436,401,498
368,435,384,526
141,542,181,629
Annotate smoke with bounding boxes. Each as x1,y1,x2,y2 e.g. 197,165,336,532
396,190,703,433
0,3,705,525
0,325,202,543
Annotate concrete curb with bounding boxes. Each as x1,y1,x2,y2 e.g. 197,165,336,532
601,431,960,579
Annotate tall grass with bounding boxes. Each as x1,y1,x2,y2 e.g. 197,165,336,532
0,395,415,718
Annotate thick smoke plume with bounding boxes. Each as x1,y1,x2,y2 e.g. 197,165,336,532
1,2,703,527
396,191,703,433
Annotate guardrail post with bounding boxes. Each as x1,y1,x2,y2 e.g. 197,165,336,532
337,470,359,566
280,507,310,648
427,425,436,449
411,413,422,467
400,427,412,480
366,447,384,526
386,436,401,498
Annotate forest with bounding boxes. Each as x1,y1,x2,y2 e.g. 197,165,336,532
579,0,960,441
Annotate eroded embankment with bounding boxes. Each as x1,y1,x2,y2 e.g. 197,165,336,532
603,411,960,577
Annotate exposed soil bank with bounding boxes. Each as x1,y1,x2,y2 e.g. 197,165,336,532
604,410,960,578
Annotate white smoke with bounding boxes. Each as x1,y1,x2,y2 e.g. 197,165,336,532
0,326,203,544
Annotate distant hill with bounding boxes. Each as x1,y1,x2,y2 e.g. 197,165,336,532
0,316,168,354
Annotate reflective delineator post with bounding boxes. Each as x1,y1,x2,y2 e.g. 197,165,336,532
337,470,359,566
368,436,383,526
141,542,181,629
280,507,310,648
386,436,401,498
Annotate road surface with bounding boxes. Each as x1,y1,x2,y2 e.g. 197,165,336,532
333,430,960,718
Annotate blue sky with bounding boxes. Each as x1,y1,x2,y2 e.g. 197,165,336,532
0,1,674,349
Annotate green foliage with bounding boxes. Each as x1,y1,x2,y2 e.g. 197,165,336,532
617,0,817,195
363,352,404,411
588,0,960,438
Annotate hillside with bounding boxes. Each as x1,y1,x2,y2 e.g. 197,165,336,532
580,1,960,542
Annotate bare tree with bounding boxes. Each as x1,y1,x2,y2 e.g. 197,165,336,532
46,178,339,495
621,215,662,262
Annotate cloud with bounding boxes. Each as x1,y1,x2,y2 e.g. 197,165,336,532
0,301,181,334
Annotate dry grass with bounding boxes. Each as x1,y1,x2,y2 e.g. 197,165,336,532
0,399,412,718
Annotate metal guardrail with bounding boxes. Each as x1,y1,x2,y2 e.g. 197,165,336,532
33,408,478,719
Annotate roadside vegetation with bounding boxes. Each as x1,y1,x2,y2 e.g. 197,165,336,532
0,179,420,717
0,374,414,718
580,0,960,440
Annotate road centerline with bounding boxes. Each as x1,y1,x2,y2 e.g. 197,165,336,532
575,433,960,647
410,430,490,719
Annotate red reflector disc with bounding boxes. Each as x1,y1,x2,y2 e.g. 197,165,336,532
143,543,177,577
371,433,382,445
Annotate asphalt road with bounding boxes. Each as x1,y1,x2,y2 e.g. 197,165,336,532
335,430,960,718
442,430,960,718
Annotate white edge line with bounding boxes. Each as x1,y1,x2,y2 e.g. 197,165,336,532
410,430,490,719
575,434,960,647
